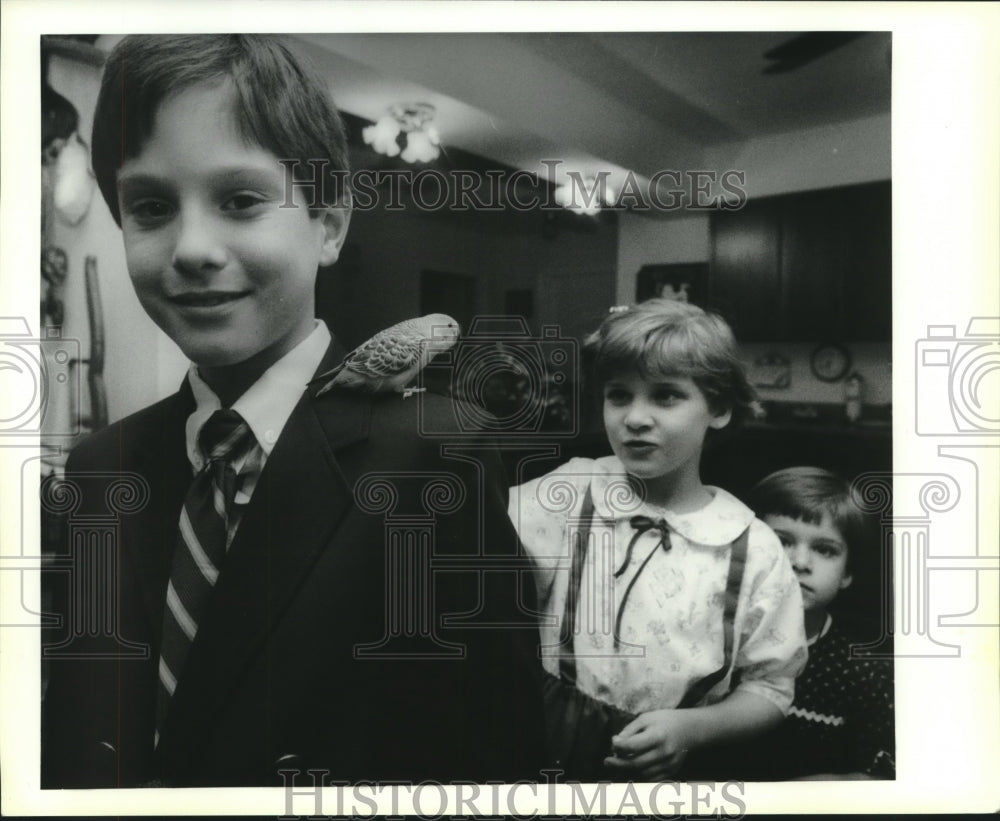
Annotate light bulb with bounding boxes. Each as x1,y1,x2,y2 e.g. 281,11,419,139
363,115,402,157
401,129,440,163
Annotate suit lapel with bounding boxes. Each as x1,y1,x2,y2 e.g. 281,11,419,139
121,384,194,637
163,349,369,740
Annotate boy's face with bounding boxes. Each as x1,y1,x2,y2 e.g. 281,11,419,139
603,372,730,492
117,81,347,376
764,513,852,615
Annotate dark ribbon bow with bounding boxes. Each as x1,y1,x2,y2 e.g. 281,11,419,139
616,515,672,577
611,515,673,649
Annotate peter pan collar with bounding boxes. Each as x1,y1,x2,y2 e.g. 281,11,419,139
588,455,754,546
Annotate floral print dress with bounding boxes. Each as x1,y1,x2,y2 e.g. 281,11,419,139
510,456,808,716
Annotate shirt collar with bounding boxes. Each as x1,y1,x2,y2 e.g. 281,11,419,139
588,454,754,546
185,321,332,470
809,613,834,646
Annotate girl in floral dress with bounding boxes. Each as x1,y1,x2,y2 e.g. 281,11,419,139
509,299,807,780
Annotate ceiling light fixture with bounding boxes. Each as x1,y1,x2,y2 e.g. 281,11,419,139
363,102,441,163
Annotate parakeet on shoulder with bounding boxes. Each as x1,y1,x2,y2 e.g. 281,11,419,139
312,313,460,398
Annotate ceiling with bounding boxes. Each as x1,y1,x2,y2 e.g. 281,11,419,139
290,31,892,185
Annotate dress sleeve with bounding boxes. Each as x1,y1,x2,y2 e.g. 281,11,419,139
849,656,896,778
730,520,809,714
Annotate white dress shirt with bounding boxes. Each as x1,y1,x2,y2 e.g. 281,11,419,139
184,321,332,547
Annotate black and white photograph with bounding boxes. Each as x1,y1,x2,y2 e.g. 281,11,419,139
2,1,997,816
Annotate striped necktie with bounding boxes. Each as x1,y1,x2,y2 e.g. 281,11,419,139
155,409,255,746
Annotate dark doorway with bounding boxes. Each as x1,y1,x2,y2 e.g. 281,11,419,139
420,270,476,332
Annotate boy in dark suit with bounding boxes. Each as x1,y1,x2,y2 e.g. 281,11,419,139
41,34,544,788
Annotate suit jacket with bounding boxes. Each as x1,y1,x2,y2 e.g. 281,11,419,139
42,343,545,787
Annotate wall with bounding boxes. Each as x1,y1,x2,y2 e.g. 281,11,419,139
45,52,187,432
615,214,711,305
615,112,892,408
338,201,617,348
741,342,892,406
707,112,891,200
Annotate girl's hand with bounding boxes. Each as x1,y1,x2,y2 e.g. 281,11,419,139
603,709,694,781
602,693,783,781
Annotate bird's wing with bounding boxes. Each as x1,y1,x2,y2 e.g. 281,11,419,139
344,330,425,379
309,359,345,385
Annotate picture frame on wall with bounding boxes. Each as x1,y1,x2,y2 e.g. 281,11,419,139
635,262,708,306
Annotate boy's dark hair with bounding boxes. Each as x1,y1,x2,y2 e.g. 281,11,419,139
92,34,349,226
583,298,761,427
748,466,866,572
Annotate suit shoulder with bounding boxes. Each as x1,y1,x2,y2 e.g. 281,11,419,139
366,390,485,438
67,394,183,470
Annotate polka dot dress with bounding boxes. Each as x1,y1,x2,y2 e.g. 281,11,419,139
778,620,895,777
696,619,895,780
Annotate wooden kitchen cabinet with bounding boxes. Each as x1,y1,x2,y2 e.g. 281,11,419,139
839,182,892,341
781,188,852,340
708,197,783,341
709,181,891,342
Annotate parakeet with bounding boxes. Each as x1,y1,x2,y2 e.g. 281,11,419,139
312,313,460,398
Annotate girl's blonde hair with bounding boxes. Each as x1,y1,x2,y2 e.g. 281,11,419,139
583,299,761,426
